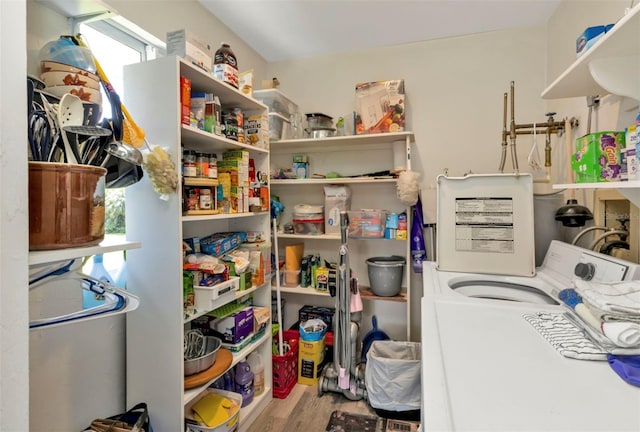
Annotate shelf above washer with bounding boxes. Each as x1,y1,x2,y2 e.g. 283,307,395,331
541,4,640,100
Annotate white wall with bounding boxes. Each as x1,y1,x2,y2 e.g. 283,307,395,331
266,25,551,339
1,0,29,430
266,26,550,213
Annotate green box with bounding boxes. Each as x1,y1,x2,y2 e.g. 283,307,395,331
572,131,625,183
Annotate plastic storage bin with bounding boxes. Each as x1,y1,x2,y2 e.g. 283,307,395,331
253,89,299,118
293,204,324,235
348,209,386,238
184,388,242,432
268,112,290,141
272,329,299,399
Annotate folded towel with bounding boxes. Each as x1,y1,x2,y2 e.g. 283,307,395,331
574,279,640,315
583,300,640,324
602,322,640,348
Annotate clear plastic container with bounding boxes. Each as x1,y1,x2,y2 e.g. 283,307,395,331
306,113,333,129
293,204,324,234
253,89,299,118
269,112,291,141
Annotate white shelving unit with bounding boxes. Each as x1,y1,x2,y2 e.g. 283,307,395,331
28,237,142,329
270,132,414,341
545,4,640,206
28,236,140,266
541,3,640,100
123,56,272,432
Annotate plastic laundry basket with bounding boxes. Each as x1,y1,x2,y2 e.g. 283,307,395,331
365,340,421,417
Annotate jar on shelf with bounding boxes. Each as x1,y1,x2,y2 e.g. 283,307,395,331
196,152,209,178
187,188,199,211
199,188,212,210
183,150,196,177
208,153,218,179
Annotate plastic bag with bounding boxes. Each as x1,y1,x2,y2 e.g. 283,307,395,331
365,341,421,412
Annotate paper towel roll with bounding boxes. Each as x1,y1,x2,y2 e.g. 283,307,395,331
393,140,407,172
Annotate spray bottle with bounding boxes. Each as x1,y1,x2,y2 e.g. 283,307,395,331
411,196,426,273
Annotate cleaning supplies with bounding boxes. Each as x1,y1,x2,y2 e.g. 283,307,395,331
247,352,264,396
234,360,254,407
411,196,426,273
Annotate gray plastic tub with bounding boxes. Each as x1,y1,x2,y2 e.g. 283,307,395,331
366,255,405,297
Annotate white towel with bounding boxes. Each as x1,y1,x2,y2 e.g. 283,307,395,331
574,279,640,315
602,322,640,348
584,301,640,324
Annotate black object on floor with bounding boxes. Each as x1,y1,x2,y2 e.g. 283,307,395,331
373,407,421,422
325,410,384,432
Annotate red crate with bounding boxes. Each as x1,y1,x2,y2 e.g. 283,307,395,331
272,330,299,399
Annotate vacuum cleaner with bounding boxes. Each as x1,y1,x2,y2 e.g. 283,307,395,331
318,211,367,400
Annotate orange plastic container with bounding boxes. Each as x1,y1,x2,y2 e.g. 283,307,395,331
29,162,107,250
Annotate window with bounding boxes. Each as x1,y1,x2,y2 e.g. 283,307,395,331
78,18,163,285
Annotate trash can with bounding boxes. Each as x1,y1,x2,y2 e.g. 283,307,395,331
365,340,421,421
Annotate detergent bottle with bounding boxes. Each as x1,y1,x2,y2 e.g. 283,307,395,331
234,360,254,407
247,352,264,396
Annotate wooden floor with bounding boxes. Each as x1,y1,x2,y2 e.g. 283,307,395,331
246,383,376,432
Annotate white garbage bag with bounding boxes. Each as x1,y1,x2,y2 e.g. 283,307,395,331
365,340,421,412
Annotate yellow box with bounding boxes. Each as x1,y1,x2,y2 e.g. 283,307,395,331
297,338,325,385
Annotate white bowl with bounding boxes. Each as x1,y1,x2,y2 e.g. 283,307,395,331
40,71,100,90
43,85,102,105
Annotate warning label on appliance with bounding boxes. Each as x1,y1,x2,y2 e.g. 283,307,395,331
454,198,514,253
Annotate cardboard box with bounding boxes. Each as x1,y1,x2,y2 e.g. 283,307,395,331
355,79,405,134
186,231,247,257
298,337,325,385
572,131,625,183
298,305,335,330
576,24,613,57
245,113,270,149
252,306,270,334
166,29,212,72
212,307,254,344
180,76,191,126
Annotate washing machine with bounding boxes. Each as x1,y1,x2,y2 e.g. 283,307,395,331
421,240,640,431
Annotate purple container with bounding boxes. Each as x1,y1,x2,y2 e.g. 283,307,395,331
234,360,254,407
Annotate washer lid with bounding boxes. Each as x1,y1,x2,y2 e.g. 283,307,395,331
436,173,535,277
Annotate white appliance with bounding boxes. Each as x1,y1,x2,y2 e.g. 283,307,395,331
421,240,640,431
437,174,535,277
